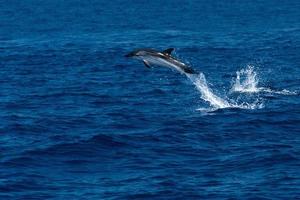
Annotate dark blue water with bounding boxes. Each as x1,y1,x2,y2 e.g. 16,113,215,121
1,1,300,199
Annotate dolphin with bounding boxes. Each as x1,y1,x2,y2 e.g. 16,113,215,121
125,48,197,74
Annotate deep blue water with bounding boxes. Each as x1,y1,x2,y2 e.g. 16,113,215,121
1,0,300,199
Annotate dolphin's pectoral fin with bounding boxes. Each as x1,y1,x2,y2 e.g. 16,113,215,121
143,60,151,68
162,48,174,55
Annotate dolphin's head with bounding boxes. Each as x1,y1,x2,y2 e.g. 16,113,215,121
125,51,137,58
125,49,149,58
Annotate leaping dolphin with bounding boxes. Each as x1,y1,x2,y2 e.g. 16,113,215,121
125,48,197,74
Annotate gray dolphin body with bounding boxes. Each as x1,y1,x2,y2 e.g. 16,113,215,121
125,48,197,74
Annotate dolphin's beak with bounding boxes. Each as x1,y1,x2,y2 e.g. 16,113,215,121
125,52,135,58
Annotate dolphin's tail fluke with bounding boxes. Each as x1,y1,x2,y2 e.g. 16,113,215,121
181,65,198,74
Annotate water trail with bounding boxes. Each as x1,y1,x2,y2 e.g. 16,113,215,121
260,88,297,95
231,65,297,95
187,73,231,109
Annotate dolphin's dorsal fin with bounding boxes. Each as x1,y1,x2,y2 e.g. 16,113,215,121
162,48,174,55
143,60,151,68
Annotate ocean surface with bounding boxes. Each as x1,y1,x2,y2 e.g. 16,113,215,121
1,0,300,199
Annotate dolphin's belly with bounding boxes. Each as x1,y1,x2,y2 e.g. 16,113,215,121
144,56,185,73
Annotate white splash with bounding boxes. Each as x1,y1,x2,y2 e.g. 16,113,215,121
231,65,259,93
187,73,231,109
186,73,263,110
231,65,297,95
182,63,299,112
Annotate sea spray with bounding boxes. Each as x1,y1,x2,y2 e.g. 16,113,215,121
231,65,297,95
186,72,264,110
231,65,259,93
187,73,231,109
